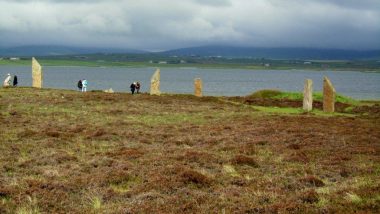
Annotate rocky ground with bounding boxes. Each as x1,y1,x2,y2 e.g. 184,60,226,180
0,87,379,213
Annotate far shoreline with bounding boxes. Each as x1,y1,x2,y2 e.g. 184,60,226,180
1,60,379,73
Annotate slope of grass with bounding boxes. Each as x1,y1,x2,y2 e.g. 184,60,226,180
0,87,379,213
248,89,359,104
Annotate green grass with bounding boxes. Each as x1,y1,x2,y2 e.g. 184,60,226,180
1,58,379,71
252,106,304,114
248,89,360,104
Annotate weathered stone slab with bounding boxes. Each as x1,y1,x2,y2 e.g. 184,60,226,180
3,74,11,87
32,57,43,88
303,79,313,111
150,68,160,95
323,76,336,113
194,78,202,97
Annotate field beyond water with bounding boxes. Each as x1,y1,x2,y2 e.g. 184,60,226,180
1,57,380,72
0,87,379,213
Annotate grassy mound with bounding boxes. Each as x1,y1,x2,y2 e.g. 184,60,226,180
247,89,358,104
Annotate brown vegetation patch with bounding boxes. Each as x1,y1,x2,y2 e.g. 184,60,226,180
20,152,78,168
0,186,13,198
235,97,353,113
1,88,379,213
107,147,144,159
8,110,18,116
244,98,301,108
18,129,38,138
178,151,220,165
339,168,351,178
108,109,125,115
231,155,259,167
300,175,325,187
351,104,380,116
299,190,319,204
89,129,106,137
230,178,248,186
180,169,212,187
269,200,301,213
105,170,132,185
239,142,257,155
285,151,310,163
312,101,351,112
46,130,61,138
70,125,86,133
287,144,301,150
53,152,78,164
23,181,79,213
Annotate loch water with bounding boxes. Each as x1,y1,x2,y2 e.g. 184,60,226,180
1,66,379,100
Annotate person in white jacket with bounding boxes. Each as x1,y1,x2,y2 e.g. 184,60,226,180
3,73,11,87
82,79,88,92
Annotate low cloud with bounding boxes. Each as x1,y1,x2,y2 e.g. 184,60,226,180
0,0,379,50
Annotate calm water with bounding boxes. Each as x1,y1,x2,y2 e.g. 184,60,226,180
1,66,379,99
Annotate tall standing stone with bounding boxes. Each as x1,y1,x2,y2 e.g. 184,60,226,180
303,79,313,111
323,76,336,113
194,78,202,97
32,57,43,88
150,68,160,95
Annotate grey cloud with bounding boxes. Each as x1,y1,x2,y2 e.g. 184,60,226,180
0,0,379,50
193,0,232,7
313,0,380,10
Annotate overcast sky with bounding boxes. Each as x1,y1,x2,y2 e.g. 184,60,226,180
0,0,379,51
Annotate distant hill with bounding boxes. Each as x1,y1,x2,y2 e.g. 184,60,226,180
2,45,380,60
0,45,146,57
162,46,380,60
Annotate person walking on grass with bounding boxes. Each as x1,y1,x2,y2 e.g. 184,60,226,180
130,82,136,95
3,73,11,87
13,75,18,87
82,79,88,92
77,79,82,91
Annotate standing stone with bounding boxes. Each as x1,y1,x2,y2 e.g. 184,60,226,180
3,74,11,87
323,76,336,113
32,57,43,88
194,78,202,97
303,79,313,111
150,68,160,95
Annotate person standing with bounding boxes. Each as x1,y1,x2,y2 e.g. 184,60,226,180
130,82,136,95
3,73,11,87
13,75,18,87
135,82,141,94
77,80,82,91
82,79,88,92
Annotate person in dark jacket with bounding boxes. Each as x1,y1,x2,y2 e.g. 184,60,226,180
130,82,136,95
135,82,141,93
13,75,18,86
77,80,82,91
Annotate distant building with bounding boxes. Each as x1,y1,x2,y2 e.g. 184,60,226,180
158,61,167,64
9,57,20,60
304,61,312,65
264,63,270,67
